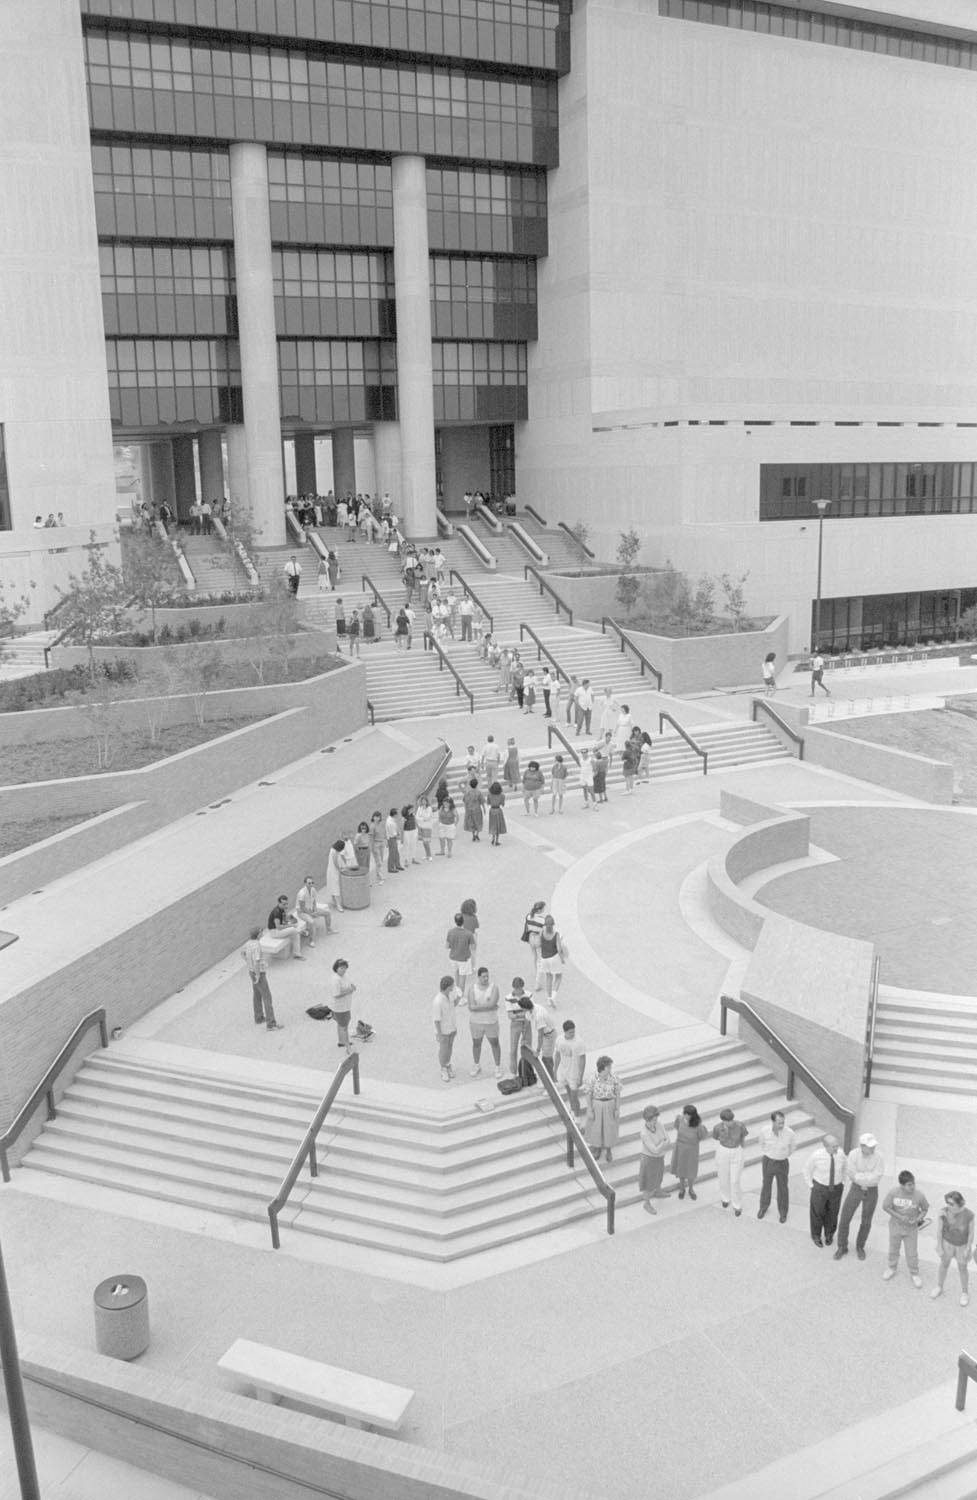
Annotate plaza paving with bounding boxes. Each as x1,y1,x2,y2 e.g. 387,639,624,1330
3,701,977,1499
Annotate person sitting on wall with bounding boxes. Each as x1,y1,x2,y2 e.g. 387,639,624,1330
267,894,305,959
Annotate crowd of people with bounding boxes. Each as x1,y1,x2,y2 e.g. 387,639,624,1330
32,512,68,529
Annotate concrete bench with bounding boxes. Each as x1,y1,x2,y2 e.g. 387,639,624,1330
259,932,293,961
217,1338,414,1432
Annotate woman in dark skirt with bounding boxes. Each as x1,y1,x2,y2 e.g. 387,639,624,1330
487,781,507,847
354,820,372,870
670,1103,709,1200
362,601,376,642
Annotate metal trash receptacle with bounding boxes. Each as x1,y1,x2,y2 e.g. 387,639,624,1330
93,1274,149,1359
339,867,371,910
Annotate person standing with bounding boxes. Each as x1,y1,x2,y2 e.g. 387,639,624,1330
330,958,356,1052
713,1107,749,1216
803,1133,846,1248
511,656,525,710
671,1104,708,1200
565,674,579,727
523,669,537,715
523,899,547,990
347,608,361,656
487,782,507,846
462,778,485,842
446,913,477,997
621,739,638,795
327,549,340,588
550,755,568,814
385,807,403,872
415,795,435,860
592,745,609,803
762,651,777,696
437,796,458,856
481,735,502,783
811,651,831,696
584,1056,621,1164
241,928,282,1030
574,679,595,735
394,606,409,649
882,1170,929,1288
834,1132,885,1262
369,809,387,883
639,1106,670,1214
540,668,554,718
932,1191,974,1306
284,555,302,595
533,997,559,1077
467,966,502,1078
599,688,618,739
554,1020,586,1115
401,804,420,864
757,1110,795,1223
433,975,462,1081
537,916,568,1003
459,593,474,641
522,760,545,815
503,737,520,790
505,979,534,1076
579,749,597,809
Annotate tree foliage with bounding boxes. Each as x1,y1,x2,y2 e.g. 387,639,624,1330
615,528,642,615
122,531,179,643
56,532,129,678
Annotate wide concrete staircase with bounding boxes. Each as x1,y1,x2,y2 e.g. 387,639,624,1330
0,630,59,679
449,720,792,787
181,534,253,593
20,1036,821,1261
870,991,977,1097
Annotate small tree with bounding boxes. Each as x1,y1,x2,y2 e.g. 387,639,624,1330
241,593,299,684
56,531,129,679
72,674,122,769
719,571,751,632
690,574,717,634
123,531,178,643
615,527,642,615
569,521,591,555
138,652,181,742
179,642,223,726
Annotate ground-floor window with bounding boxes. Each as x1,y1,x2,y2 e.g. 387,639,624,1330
489,424,515,499
814,587,977,651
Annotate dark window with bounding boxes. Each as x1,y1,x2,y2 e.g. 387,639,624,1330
105,338,242,428
760,463,977,520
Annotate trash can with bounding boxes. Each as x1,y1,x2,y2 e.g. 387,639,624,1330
93,1274,149,1360
339,866,371,911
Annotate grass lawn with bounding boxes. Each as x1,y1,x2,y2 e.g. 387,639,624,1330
0,715,269,786
826,704,977,799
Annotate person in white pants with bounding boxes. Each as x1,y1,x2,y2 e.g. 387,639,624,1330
712,1107,749,1215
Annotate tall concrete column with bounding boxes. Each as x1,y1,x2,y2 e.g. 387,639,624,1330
391,155,437,536
149,441,175,513
225,424,249,517
230,141,285,547
372,422,402,508
198,429,224,504
294,431,317,493
332,428,356,497
171,435,197,521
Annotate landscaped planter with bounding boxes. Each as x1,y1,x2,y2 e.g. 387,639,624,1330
623,617,789,694
50,628,336,673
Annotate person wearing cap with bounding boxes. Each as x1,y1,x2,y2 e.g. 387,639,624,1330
267,894,305,959
554,1020,586,1114
803,1133,847,1248
834,1132,886,1261
882,1170,929,1288
712,1107,749,1216
639,1105,670,1214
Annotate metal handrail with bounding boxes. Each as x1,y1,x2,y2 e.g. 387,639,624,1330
864,953,881,1098
0,1009,109,1182
360,574,392,628
474,501,503,533
658,712,708,775
546,723,581,765
558,521,596,559
448,570,494,632
418,738,452,801
518,623,572,684
509,522,548,566
366,699,375,725
456,523,497,570
268,1052,360,1249
523,565,573,624
519,1043,615,1236
601,617,663,690
751,697,805,759
956,1353,977,1410
422,633,475,713
524,503,548,527
720,994,856,1151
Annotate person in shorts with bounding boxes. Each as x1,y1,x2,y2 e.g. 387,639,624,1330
467,966,501,1077
446,913,476,997
537,915,568,1002
329,958,356,1052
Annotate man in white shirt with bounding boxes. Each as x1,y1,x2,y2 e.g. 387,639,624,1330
284,555,302,595
574,679,594,735
532,998,559,1077
810,652,831,697
757,1109,796,1223
481,735,502,782
459,593,475,641
803,1133,847,1248
295,876,333,941
554,1019,586,1115
834,1132,886,1262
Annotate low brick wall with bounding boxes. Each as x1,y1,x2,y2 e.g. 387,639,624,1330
50,628,335,675
625,617,789,695
13,1333,549,1500
0,740,444,1129
0,660,368,905
802,724,954,803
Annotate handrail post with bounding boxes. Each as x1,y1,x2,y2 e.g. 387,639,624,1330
352,1051,360,1095
607,1195,615,1236
0,1151,8,1186
957,1353,977,1411
566,1129,574,1168
268,1206,280,1251
720,997,728,1036
309,1138,318,1178
45,1090,56,1122
786,1068,795,1101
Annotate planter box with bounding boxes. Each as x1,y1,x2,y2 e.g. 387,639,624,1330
50,629,336,674
625,617,789,694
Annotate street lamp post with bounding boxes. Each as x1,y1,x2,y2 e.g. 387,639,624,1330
813,498,831,651
0,1233,40,1500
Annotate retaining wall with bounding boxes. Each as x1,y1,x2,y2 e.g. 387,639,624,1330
626,617,788,695
802,724,954,804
